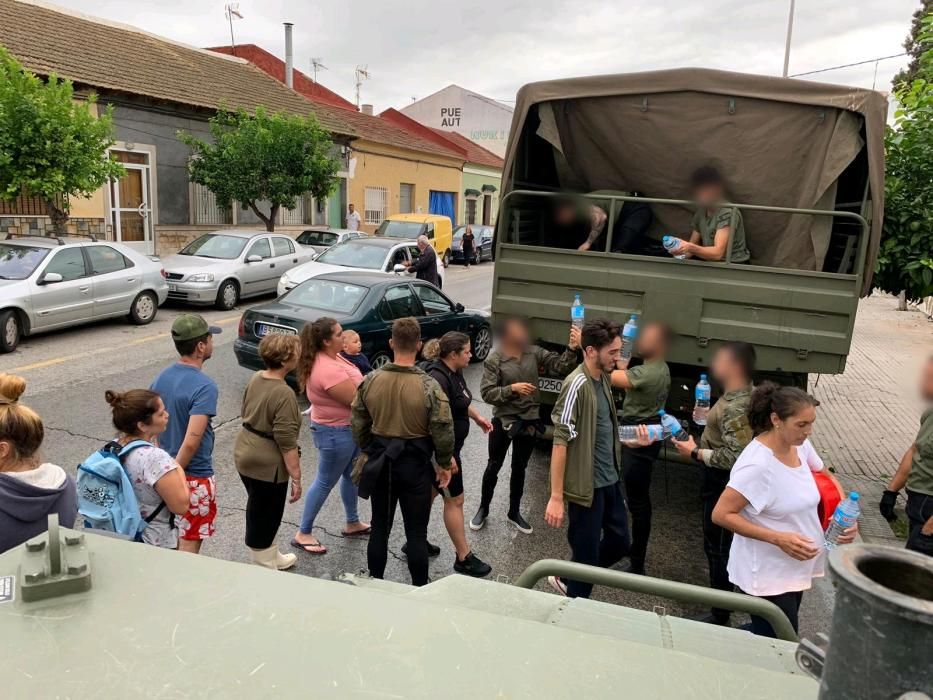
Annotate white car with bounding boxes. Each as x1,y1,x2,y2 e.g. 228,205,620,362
294,227,367,256
277,237,424,296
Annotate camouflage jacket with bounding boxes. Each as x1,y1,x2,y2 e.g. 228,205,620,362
699,385,753,470
350,363,454,468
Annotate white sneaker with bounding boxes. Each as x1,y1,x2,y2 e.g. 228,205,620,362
548,575,568,596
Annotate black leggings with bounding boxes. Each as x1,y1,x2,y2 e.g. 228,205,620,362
621,437,662,569
480,417,536,515
742,589,803,638
240,474,288,549
701,466,734,619
368,452,435,586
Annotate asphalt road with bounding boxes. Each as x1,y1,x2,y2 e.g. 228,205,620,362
0,261,834,638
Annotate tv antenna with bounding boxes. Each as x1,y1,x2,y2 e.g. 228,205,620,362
354,65,371,108
224,3,243,56
311,57,328,83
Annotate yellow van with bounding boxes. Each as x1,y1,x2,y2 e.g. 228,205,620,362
374,213,454,266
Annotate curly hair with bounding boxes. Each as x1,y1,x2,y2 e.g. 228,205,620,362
297,317,339,392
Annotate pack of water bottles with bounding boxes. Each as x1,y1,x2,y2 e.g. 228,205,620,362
618,410,689,444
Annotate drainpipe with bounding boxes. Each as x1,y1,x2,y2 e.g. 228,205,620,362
284,22,294,89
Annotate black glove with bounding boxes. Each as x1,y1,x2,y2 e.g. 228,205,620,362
879,490,898,522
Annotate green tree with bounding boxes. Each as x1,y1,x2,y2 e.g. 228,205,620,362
179,107,340,232
875,12,933,303
893,1,933,87
0,47,124,234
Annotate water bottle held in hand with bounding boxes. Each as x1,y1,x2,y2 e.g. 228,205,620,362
621,315,638,361
824,492,860,549
618,424,664,444
571,293,585,329
663,235,686,260
693,374,711,426
658,410,689,441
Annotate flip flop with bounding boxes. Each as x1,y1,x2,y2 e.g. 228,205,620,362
291,538,327,555
341,526,372,537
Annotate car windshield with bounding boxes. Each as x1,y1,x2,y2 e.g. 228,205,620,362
298,231,338,246
315,241,387,269
0,243,50,280
375,220,423,239
284,279,368,314
179,234,248,259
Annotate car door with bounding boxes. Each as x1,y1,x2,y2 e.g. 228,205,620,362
86,244,139,317
370,283,424,359
383,245,411,273
239,237,274,297
479,227,494,259
30,247,94,329
270,236,304,288
413,282,459,337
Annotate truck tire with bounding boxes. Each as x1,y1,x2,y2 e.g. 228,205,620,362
0,309,21,353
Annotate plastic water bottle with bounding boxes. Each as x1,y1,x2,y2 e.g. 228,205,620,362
662,235,686,260
693,374,711,426
658,410,689,441
571,293,585,329
824,492,861,549
618,424,665,443
621,315,638,361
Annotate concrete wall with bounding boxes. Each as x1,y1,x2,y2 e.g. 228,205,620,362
402,86,513,157
154,224,311,256
347,140,463,234
461,165,501,225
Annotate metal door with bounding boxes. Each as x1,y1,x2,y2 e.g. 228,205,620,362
30,248,94,329
110,158,153,255
86,245,140,317
240,237,274,296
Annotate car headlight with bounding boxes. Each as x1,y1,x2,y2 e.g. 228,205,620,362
280,272,291,284
188,273,215,283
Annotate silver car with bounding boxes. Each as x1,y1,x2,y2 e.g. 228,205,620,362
161,230,315,310
294,227,367,256
0,234,169,353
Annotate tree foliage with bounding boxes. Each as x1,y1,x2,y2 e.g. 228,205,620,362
894,0,933,87
875,12,933,302
0,47,124,233
179,107,340,232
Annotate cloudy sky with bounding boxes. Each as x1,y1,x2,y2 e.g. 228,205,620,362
45,0,922,111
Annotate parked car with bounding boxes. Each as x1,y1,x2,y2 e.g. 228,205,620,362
236,271,492,374
374,213,454,266
161,230,314,310
0,234,168,353
451,225,494,264
295,227,367,256
276,237,421,296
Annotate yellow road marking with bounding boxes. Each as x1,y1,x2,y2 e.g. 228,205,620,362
6,356,71,372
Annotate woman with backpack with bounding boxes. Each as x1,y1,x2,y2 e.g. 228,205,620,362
0,373,76,554
104,389,190,548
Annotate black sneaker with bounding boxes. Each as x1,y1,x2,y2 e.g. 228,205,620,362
507,511,533,534
453,551,492,578
689,612,730,626
402,541,441,557
470,506,489,531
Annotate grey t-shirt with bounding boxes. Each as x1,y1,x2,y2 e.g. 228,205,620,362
123,444,179,549
592,379,618,488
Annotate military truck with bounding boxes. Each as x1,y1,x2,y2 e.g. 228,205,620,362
491,68,886,412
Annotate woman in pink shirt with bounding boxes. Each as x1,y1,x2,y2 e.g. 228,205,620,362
292,317,369,554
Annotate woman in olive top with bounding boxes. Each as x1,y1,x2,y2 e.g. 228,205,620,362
881,356,933,557
610,321,673,575
234,334,303,570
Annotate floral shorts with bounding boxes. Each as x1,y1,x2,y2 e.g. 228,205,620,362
177,475,217,541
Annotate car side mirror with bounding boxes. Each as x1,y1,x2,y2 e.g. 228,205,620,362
40,272,63,285
455,303,465,313
393,264,406,274
246,254,262,263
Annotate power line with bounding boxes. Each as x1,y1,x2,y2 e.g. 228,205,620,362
790,52,908,78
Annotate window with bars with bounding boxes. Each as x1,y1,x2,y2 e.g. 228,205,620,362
0,192,64,216
279,197,305,226
191,182,232,225
364,187,388,225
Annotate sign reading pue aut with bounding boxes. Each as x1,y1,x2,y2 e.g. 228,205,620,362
440,107,462,126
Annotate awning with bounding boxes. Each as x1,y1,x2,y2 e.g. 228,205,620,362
482,184,498,192
464,188,481,197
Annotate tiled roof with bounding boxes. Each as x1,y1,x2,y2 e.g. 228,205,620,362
427,128,504,169
0,0,355,136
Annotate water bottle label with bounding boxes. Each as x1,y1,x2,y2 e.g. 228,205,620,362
695,387,710,401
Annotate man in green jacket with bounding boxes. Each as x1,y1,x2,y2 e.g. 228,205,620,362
472,316,579,534
544,318,634,598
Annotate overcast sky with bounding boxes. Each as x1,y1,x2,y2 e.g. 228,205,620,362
45,0,922,111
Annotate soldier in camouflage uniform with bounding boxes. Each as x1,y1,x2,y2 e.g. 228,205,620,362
351,317,454,587
672,342,756,625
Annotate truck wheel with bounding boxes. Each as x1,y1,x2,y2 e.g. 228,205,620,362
0,310,21,353
215,280,240,310
370,352,391,369
128,291,158,325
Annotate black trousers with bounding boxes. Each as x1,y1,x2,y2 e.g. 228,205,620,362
240,474,288,550
480,417,536,514
610,201,654,254
622,438,663,569
742,589,803,638
368,450,435,586
906,489,933,557
565,482,632,598
701,466,735,619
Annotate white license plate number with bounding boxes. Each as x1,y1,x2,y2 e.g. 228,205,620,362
256,323,297,337
538,377,563,393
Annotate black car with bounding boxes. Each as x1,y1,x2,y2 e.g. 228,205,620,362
234,271,492,374
451,225,494,265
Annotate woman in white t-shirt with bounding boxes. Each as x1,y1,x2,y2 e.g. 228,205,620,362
712,383,856,637
105,389,191,548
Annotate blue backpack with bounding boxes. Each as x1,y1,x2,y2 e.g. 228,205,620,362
77,440,165,540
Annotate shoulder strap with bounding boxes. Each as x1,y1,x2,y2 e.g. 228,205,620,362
115,439,170,527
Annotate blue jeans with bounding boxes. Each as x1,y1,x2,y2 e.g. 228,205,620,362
299,423,360,534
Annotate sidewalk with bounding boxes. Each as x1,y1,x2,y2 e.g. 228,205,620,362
809,293,931,544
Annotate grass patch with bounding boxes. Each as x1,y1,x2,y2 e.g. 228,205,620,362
889,511,910,540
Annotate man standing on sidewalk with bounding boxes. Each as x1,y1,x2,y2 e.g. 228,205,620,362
544,319,632,598
346,203,361,232
151,314,221,554
350,317,454,586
